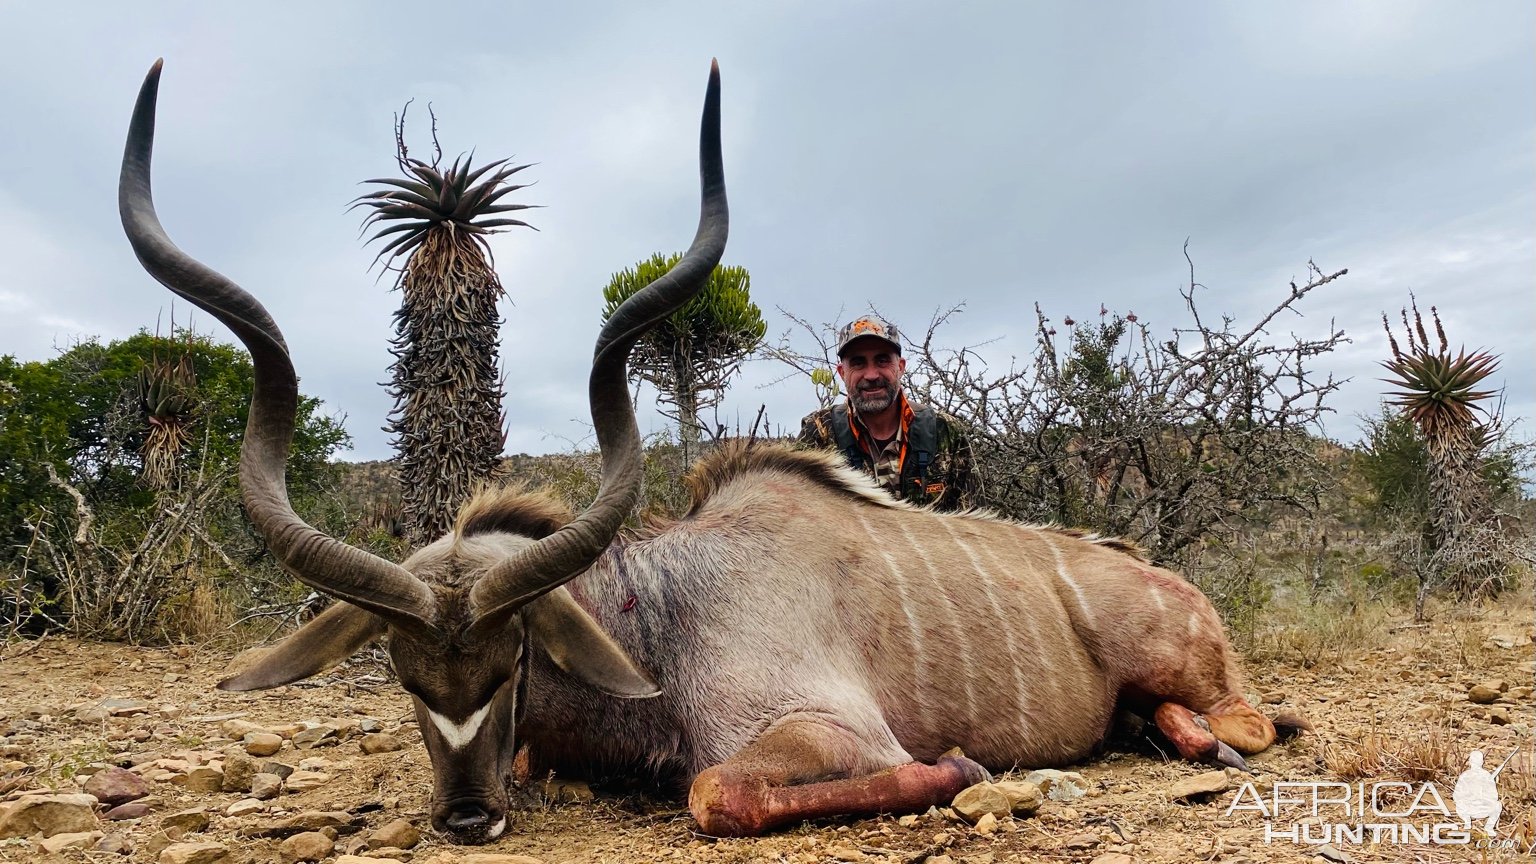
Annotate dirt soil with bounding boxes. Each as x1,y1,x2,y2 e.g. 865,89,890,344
1,595,1531,864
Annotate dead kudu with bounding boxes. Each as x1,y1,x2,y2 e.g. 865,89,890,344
120,60,1302,843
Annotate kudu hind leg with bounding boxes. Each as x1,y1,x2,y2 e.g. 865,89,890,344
1152,696,1277,770
688,715,988,837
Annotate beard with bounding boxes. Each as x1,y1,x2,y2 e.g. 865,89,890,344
850,382,897,414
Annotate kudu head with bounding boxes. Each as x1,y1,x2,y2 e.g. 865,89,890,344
119,59,726,844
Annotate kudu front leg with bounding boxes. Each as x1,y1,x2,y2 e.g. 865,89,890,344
688,716,989,837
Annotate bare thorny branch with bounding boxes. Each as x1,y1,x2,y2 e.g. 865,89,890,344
767,256,1352,572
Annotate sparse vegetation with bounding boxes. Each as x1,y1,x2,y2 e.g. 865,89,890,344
355,105,538,546
602,253,765,453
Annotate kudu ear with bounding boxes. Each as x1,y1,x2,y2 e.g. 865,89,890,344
218,601,385,691
525,588,661,699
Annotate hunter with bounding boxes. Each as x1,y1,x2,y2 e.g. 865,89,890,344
798,315,979,511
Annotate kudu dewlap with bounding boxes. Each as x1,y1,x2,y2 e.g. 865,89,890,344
119,57,1299,843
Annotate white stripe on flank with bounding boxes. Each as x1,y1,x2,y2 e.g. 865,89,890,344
855,511,937,741
897,519,978,727
427,703,492,750
942,521,1030,730
1041,532,1095,628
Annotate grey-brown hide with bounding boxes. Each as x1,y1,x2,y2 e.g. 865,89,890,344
507,443,1252,780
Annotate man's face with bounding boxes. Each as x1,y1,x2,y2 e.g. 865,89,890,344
837,338,906,415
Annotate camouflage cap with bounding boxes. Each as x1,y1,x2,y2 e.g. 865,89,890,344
835,315,903,357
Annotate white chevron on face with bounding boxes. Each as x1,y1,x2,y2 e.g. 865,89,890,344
428,703,493,750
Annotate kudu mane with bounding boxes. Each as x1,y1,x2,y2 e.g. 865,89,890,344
456,440,1150,563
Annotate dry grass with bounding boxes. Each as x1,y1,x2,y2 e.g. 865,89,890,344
1247,593,1391,670
1320,720,1459,784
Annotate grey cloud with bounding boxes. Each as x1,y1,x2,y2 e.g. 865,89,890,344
1,1,1529,461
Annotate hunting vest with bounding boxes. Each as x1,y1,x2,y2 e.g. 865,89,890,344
828,402,941,500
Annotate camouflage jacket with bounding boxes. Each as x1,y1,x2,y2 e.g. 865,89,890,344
797,395,980,511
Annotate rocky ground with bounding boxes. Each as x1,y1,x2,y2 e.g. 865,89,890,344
1,594,1531,864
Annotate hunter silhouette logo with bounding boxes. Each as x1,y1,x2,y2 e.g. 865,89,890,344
1453,749,1513,836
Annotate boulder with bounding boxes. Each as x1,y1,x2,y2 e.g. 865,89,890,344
1169,770,1231,801
250,773,284,800
292,726,337,750
84,766,151,807
222,750,259,792
284,770,332,792
951,782,1010,824
367,818,420,850
994,780,1044,814
105,801,154,820
0,793,98,839
158,841,230,864
243,733,283,756
161,808,211,833
278,831,335,863
359,733,402,755
1022,769,1089,802
39,830,102,853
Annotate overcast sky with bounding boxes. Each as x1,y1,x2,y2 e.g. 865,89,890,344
2,1,1531,462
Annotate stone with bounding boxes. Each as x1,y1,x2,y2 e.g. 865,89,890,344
1468,684,1502,704
161,808,211,833
358,718,384,733
222,750,258,792
261,760,296,780
1490,706,1512,725
1170,770,1231,801
458,855,549,864
284,770,332,791
973,812,998,834
279,831,335,863
158,841,230,864
337,857,404,864
1090,854,1134,864
292,726,338,750
250,773,284,800
993,780,1044,814
243,733,284,757
105,698,152,716
951,782,1011,824
368,818,420,849
278,810,352,831
1261,690,1286,704
180,765,225,793
144,828,186,859
297,756,332,772
96,832,131,854
1064,831,1099,849
897,814,920,828
1022,769,1090,802
0,793,99,839
222,719,270,739
359,733,402,755
40,830,103,853
364,848,411,861
225,798,266,817
83,765,152,806
105,801,154,820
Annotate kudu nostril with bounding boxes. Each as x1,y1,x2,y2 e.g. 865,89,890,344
445,805,490,832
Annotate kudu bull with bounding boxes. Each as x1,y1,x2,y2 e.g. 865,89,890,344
121,60,1300,844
